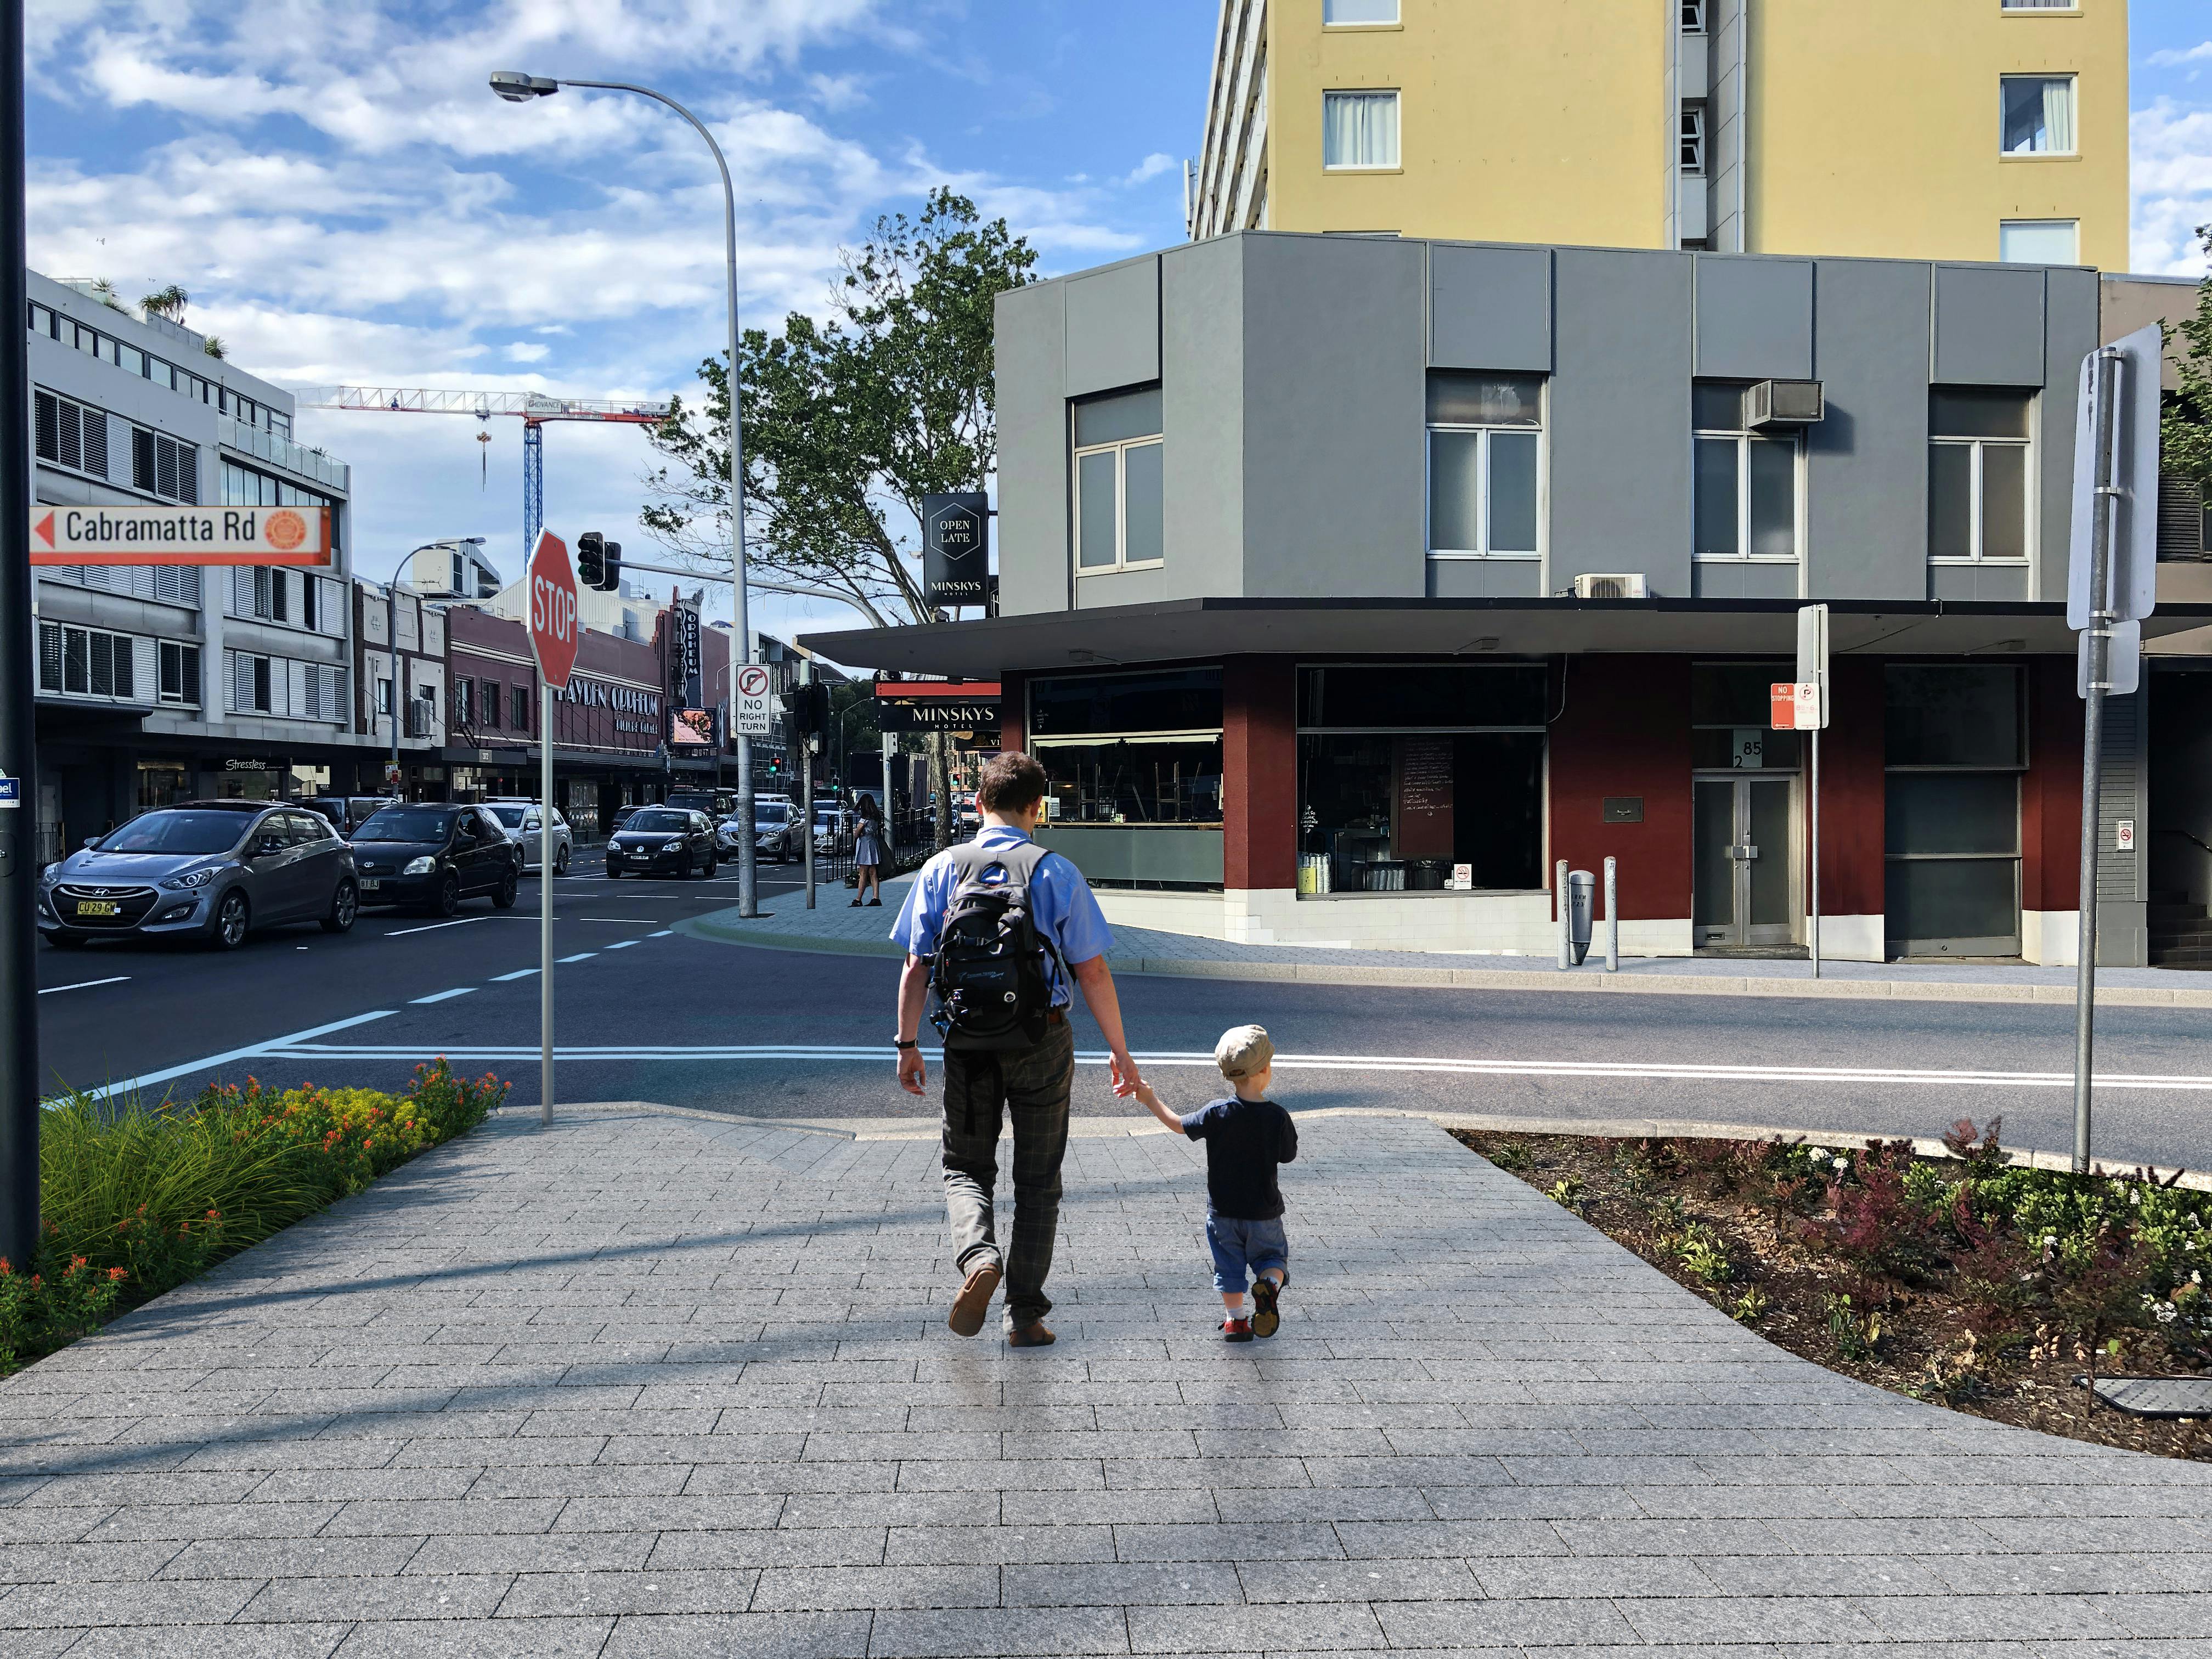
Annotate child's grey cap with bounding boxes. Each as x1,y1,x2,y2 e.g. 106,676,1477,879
1214,1024,1274,1080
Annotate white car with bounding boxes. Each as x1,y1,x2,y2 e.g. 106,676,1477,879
485,800,572,875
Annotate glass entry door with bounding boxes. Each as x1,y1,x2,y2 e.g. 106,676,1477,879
1693,777,1796,948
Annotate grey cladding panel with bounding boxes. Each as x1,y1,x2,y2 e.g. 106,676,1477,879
1932,265,2046,387
1803,258,1933,603
2041,264,2100,605
994,282,1070,618
1063,256,1161,398
1159,237,1246,602
1429,244,1553,371
1695,255,1813,380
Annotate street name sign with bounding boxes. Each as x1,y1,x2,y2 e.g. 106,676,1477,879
732,663,778,738
30,504,330,566
526,530,579,691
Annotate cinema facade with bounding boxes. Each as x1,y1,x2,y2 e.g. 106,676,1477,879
806,233,2212,966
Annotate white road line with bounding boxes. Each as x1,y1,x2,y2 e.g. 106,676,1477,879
647,930,674,938
248,1042,2212,1093
382,917,488,937
38,976,130,996
605,941,639,950
72,1009,399,1105
490,968,540,982
557,952,597,963
409,988,476,1005
578,918,658,924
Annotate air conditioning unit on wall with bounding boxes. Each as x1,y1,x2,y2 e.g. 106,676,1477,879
1746,379,1825,428
1571,573,1649,600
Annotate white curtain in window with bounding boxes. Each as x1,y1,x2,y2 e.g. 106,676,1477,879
2042,77,2075,154
1323,92,1399,168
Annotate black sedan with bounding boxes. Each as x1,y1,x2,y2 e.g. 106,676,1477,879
605,808,718,879
349,804,522,915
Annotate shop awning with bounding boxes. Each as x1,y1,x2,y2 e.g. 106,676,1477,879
800,596,2212,679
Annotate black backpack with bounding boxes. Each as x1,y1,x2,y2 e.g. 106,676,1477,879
929,841,1063,1051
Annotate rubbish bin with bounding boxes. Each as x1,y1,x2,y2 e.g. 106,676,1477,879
1568,868,1596,966
1408,859,1448,891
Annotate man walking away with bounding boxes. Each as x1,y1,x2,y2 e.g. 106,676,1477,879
892,751,1142,1346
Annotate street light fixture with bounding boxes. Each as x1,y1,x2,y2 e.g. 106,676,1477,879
488,69,761,917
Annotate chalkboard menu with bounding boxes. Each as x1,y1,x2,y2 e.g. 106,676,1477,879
1396,735,1454,860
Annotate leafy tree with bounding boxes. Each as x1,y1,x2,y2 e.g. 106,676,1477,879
644,188,1036,843
2162,223,2212,492
139,284,189,323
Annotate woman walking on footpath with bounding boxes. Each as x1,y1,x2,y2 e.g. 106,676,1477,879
851,794,885,907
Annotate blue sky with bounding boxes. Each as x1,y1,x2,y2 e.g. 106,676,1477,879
23,1,2212,651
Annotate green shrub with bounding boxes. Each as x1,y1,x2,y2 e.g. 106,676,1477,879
7,1060,506,1374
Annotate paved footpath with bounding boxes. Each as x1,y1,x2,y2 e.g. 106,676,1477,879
2,1108,2209,1656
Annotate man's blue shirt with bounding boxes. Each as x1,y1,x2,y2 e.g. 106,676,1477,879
890,825,1113,1007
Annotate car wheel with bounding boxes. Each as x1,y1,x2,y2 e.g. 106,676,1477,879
46,931,87,950
212,890,250,951
492,868,518,910
433,871,460,917
703,853,718,878
320,879,358,935
555,845,569,876
605,864,621,880
676,851,693,881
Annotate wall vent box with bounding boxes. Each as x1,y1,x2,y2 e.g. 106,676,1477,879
1746,379,1824,427
1602,797,1645,823
1572,573,1649,600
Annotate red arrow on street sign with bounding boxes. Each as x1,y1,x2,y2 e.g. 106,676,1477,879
527,530,580,691
32,511,53,549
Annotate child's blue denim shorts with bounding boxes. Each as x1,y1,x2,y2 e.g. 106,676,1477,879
1205,1213,1289,1295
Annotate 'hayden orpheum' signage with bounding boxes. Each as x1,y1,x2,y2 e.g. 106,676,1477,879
30,505,331,566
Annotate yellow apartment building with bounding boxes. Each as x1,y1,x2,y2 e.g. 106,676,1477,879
1192,0,2130,271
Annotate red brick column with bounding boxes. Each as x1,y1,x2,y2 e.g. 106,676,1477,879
1546,656,1692,919
1222,658,1296,891
998,672,1027,753
2023,656,2084,915
1816,655,1887,921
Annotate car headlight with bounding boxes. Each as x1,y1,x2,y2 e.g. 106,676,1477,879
39,862,60,886
157,867,218,891
403,855,437,876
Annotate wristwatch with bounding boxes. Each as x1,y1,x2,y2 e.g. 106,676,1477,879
893,1037,918,1051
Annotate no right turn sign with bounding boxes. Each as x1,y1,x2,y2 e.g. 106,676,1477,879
732,664,777,738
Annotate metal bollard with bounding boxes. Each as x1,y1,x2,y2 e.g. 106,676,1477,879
1604,855,1619,972
1555,858,1571,970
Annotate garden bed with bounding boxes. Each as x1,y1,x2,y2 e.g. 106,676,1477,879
1450,1120,2212,1462
2,1060,508,1374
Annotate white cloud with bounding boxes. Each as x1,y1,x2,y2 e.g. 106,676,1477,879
1123,151,1176,186
2147,42,2212,69
2132,99,2212,275
504,342,549,362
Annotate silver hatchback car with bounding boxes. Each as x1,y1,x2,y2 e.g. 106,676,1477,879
39,800,359,951
484,800,573,875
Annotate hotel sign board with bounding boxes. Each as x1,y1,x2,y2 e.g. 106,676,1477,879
31,505,331,566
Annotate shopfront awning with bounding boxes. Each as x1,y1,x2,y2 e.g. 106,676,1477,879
799,596,2212,679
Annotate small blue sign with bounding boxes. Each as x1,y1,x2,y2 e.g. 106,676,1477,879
0,777,19,808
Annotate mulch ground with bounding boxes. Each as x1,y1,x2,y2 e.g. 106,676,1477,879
1449,1127,2212,1463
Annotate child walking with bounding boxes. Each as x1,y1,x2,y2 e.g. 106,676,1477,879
1133,1024,1298,1342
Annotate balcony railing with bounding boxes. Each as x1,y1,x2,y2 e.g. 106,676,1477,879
220,418,351,493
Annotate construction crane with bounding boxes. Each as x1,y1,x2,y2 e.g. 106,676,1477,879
291,386,673,558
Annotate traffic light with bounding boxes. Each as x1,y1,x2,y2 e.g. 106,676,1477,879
577,531,605,589
600,540,622,591
786,681,829,740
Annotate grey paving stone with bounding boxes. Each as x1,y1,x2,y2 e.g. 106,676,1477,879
161,1536,422,1579
238,1571,515,1622
601,1609,873,1658
332,1616,614,1656
1127,1600,1384,1652
751,1562,997,1610
65,1623,352,1657
647,1527,887,1570
0,1576,263,1627
870,1605,1131,1657
496,1566,763,1617
1005,1559,1243,1606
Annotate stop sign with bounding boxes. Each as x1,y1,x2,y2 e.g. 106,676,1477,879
527,530,580,690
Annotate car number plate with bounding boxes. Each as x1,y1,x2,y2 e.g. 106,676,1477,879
358,879,381,891
73,900,120,916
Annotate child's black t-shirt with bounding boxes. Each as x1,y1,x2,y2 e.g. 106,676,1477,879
1179,1096,1299,1220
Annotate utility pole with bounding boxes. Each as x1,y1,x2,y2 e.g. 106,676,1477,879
2073,346,2121,1175
0,0,37,1268
801,659,816,910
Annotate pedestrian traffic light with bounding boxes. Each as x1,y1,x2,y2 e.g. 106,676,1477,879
787,681,829,740
599,540,622,592
577,532,605,589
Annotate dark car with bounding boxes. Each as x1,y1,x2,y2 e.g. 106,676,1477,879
606,808,718,879
39,800,358,951
608,803,644,836
302,795,392,836
349,804,522,915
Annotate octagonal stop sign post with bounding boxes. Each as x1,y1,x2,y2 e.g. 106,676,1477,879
526,531,578,1126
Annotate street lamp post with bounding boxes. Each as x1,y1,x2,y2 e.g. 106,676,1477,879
490,70,758,917
382,538,484,798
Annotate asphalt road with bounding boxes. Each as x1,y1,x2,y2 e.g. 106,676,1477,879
36,856,2212,1170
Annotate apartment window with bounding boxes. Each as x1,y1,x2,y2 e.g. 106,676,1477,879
1930,390,2032,564
1681,1,1707,28
33,389,109,478
1694,383,1799,562
1680,106,1707,174
512,686,529,732
455,678,476,728
131,426,199,504
2001,75,2075,155
38,623,140,701
2000,218,2079,264
1073,386,1164,575
222,460,339,552
1323,91,1400,170
1323,0,1398,21
482,680,502,731
2001,1,2074,10
1427,373,1542,561
1885,665,2026,957
159,641,201,707
27,302,51,336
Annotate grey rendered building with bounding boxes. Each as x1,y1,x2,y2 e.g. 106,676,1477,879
810,232,2212,966
27,270,362,857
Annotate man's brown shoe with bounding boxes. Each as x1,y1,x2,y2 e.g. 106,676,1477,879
947,1262,1001,1337
1007,1322,1056,1347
